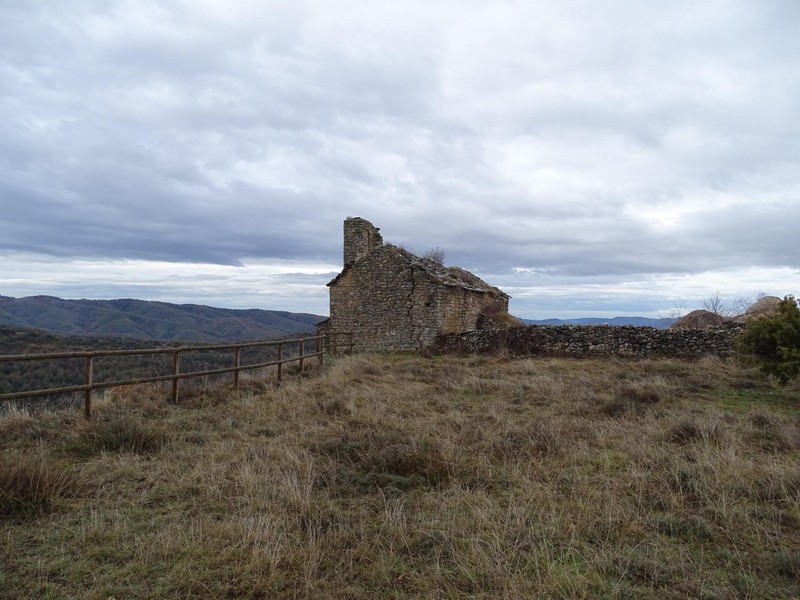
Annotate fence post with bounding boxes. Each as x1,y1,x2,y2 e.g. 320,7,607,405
277,342,283,381
171,351,181,403
299,339,305,372
317,335,324,367
84,355,93,419
233,347,241,391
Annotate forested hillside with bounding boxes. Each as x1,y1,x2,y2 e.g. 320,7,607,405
0,296,324,342
0,325,291,406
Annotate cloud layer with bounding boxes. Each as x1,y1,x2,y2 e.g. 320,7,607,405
2,1,798,317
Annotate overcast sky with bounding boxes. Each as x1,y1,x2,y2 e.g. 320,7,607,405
1,1,798,319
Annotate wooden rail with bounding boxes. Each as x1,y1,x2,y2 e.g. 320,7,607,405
0,332,354,418
322,331,355,355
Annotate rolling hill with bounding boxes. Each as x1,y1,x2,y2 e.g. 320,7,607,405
0,295,326,342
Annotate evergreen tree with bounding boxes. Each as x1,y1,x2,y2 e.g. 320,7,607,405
738,295,800,383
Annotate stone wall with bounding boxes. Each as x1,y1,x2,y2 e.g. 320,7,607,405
327,245,434,352
326,246,407,352
439,287,506,336
435,323,745,358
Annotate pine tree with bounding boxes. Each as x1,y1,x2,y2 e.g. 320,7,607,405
738,295,800,383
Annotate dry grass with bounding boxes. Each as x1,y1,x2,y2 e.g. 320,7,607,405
0,451,88,518
1,353,799,598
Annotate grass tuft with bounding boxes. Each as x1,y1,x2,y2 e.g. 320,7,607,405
772,550,800,580
667,418,703,444
747,411,800,453
71,413,168,456
620,382,663,405
0,453,87,518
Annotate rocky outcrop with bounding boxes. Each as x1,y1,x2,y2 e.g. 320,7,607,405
670,309,728,330
733,296,782,323
670,296,785,330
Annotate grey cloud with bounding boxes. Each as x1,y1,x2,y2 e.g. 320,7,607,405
1,1,798,316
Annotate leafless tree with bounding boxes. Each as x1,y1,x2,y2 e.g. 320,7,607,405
667,302,686,322
701,292,732,317
423,247,446,265
730,291,767,316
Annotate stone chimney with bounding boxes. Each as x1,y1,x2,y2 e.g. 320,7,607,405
343,217,383,267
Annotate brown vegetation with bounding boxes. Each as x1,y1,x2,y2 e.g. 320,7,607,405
671,309,729,330
1,354,799,598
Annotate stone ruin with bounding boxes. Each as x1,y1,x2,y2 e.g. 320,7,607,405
317,217,511,351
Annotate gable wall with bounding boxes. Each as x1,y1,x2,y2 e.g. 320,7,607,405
327,248,419,351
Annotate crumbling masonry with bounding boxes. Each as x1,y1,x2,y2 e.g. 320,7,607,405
318,217,510,352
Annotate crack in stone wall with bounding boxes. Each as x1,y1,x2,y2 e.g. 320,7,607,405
408,266,419,349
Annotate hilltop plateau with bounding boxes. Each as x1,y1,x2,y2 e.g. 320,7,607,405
2,352,798,598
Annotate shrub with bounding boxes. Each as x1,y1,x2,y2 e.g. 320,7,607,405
738,295,800,383
422,247,446,265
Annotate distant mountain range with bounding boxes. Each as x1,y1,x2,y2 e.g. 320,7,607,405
0,295,676,344
521,316,676,329
0,295,326,342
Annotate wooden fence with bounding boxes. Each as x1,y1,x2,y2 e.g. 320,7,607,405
323,331,357,355
0,332,354,418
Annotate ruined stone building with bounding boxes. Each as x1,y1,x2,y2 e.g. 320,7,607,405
317,217,511,351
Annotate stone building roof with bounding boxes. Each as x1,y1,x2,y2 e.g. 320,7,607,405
327,243,510,299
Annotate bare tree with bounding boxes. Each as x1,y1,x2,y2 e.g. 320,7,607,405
423,247,446,266
667,302,686,322
730,291,767,316
701,292,732,317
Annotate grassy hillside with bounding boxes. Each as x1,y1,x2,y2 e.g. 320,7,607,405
1,353,799,598
0,295,325,342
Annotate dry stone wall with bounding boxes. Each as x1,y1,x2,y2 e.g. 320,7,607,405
436,323,745,358
439,287,504,336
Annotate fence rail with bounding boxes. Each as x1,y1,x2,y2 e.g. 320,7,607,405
0,332,354,418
